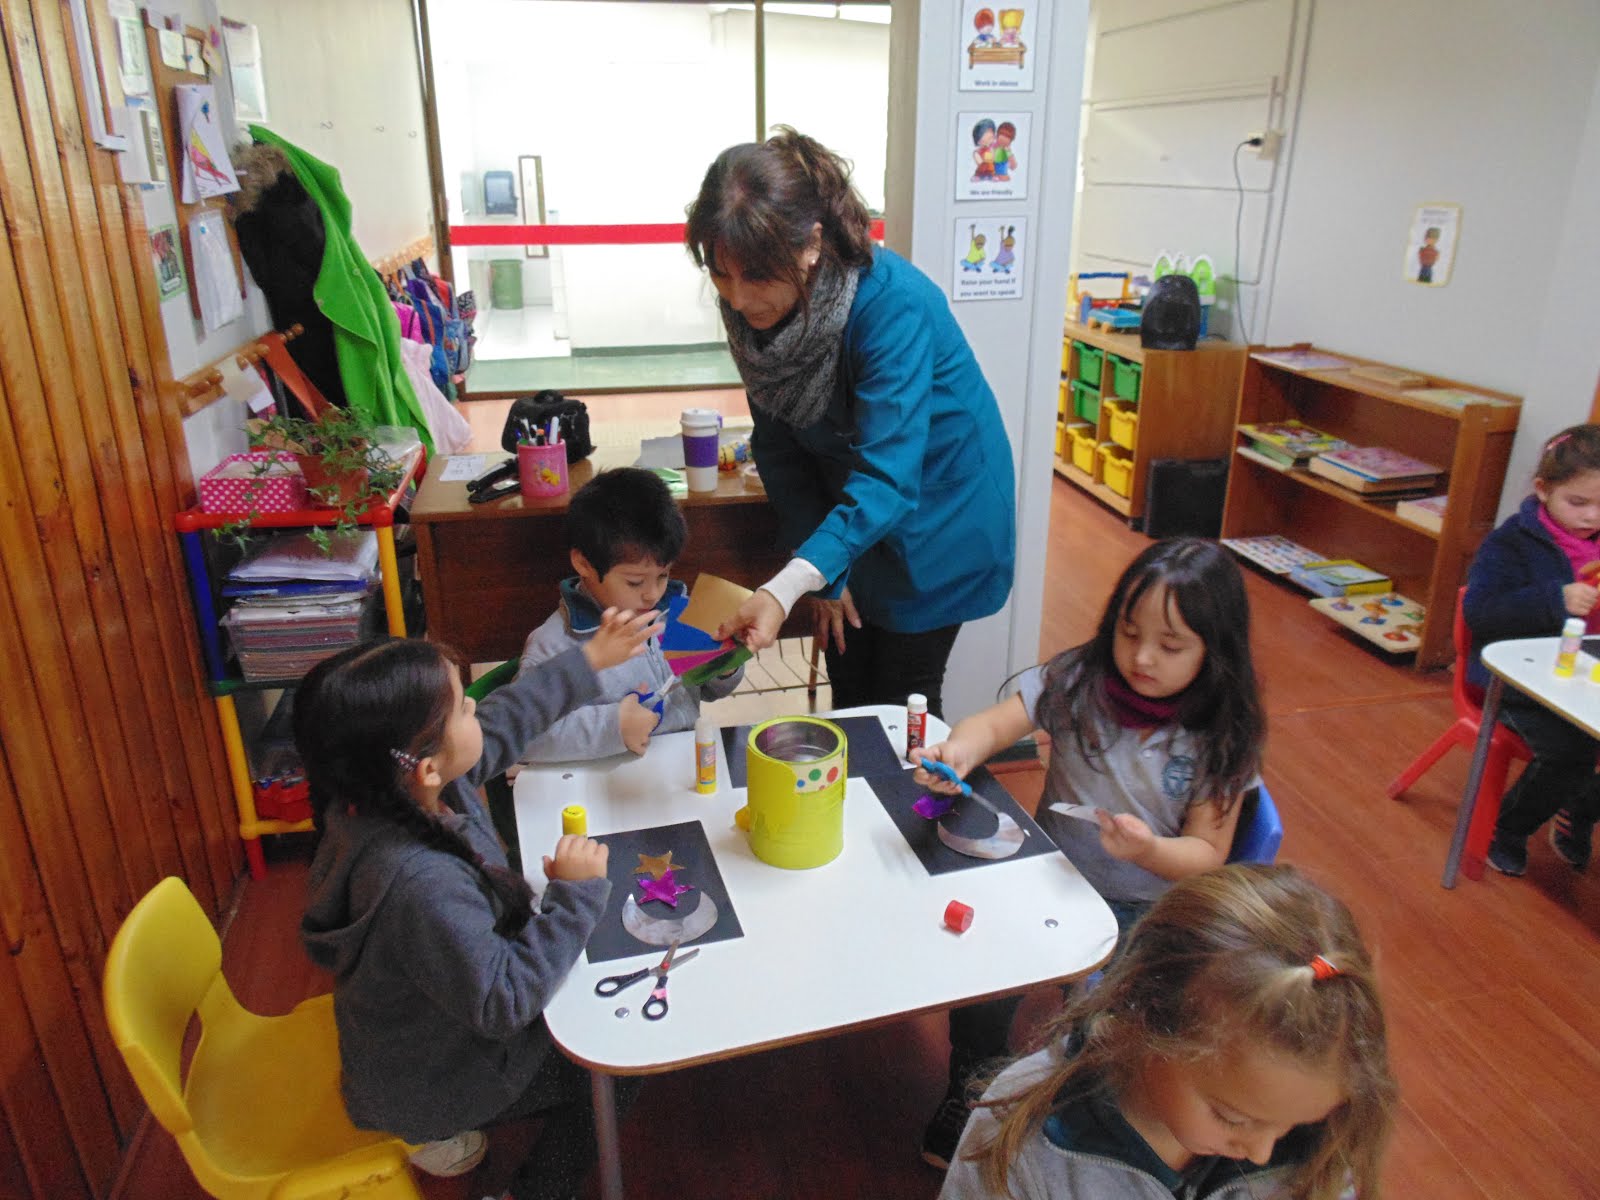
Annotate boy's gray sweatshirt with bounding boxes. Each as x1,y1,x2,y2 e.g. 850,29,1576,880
519,578,743,762
301,646,610,1142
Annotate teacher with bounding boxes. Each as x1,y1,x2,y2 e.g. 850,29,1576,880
688,128,1016,717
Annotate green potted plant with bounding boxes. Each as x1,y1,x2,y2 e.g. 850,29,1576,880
222,407,404,552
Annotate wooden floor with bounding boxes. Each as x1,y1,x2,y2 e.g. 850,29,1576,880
115,478,1600,1200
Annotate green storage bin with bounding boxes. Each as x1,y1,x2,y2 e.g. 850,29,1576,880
1110,355,1142,401
489,259,524,309
1075,343,1105,388
1071,378,1100,425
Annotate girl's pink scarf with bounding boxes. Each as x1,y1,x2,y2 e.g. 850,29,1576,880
1104,673,1183,729
1538,504,1600,632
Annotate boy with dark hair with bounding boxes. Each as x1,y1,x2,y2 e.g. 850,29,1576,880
519,467,743,760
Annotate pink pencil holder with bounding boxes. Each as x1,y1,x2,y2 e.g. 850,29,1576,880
518,441,569,498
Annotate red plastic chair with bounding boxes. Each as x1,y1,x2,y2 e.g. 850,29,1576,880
1388,587,1532,880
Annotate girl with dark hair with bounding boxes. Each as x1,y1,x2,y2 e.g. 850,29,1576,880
941,865,1396,1200
296,610,657,1199
1466,422,1600,875
687,127,1015,719
911,538,1266,1168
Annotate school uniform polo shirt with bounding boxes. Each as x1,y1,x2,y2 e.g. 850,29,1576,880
1018,661,1204,904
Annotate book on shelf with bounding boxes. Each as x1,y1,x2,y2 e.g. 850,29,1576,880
1400,386,1517,409
1237,420,1350,463
1394,494,1448,533
1288,559,1392,598
1235,443,1294,472
1221,535,1323,575
1252,348,1354,372
1307,446,1442,495
1347,364,1428,389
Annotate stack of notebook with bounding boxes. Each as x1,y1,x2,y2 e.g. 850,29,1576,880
1307,447,1443,496
221,531,380,681
1236,421,1351,470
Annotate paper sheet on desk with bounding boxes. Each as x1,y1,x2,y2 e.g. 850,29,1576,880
1049,803,1105,824
438,454,489,482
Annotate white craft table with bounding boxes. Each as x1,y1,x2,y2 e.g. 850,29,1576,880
514,705,1117,1199
1445,637,1600,887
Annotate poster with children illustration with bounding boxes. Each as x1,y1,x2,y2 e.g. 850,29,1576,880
958,3,1034,92
149,225,185,299
956,111,1030,200
952,216,1026,302
1404,203,1461,287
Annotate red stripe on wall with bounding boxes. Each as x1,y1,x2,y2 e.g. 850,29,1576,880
447,219,888,247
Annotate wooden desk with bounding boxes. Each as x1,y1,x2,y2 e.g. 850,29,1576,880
514,706,1116,1199
411,446,794,663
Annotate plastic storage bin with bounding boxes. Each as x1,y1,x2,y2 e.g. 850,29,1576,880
1106,398,1139,450
1110,355,1142,401
1075,343,1105,388
1070,378,1100,425
1067,423,1097,474
1058,380,1070,421
1099,443,1135,496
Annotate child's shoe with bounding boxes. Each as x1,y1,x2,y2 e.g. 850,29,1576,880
1486,830,1528,877
1550,808,1593,871
408,1129,487,1177
920,1092,972,1170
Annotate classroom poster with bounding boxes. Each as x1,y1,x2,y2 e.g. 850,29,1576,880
109,0,149,97
149,224,184,298
953,216,1026,301
958,3,1034,92
1404,202,1461,287
223,18,269,123
175,83,240,202
956,111,1030,200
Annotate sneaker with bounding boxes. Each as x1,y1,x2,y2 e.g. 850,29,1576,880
921,1093,972,1170
408,1130,487,1178
1486,831,1528,877
1550,809,1593,871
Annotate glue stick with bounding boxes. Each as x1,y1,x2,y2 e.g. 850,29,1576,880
561,805,587,836
906,693,928,760
1555,617,1584,677
695,716,718,793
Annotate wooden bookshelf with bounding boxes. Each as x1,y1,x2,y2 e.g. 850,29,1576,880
1054,321,1246,524
1220,344,1521,669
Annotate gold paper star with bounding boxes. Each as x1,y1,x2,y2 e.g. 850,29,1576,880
634,850,678,880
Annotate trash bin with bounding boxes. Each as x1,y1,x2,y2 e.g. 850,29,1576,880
489,259,523,309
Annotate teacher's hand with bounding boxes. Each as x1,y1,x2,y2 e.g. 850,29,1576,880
812,588,861,656
717,588,785,651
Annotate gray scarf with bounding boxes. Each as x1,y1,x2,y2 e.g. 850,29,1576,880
720,258,859,429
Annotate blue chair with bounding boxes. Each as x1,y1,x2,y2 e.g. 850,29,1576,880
1228,784,1283,864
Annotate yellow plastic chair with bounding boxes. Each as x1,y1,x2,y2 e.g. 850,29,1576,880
103,877,422,1200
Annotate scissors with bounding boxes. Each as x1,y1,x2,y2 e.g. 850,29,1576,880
594,940,699,1020
629,674,682,724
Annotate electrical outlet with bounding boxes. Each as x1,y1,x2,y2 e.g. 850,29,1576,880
1254,130,1283,161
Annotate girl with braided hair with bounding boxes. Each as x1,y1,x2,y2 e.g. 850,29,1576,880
688,126,1015,719
296,609,657,1199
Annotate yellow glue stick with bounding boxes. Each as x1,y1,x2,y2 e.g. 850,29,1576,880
561,805,587,836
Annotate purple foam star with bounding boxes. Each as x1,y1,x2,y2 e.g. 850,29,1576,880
638,868,694,908
914,793,956,820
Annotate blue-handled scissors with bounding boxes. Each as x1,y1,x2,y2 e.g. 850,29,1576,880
921,757,974,796
594,940,699,1020
629,674,682,725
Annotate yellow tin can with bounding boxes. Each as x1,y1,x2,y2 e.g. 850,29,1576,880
741,717,848,869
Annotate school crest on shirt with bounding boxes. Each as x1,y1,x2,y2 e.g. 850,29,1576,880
1163,755,1196,802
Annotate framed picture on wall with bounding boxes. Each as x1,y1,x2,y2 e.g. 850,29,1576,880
520,154,548,259
1404,202,1461,288
955,111,1030,200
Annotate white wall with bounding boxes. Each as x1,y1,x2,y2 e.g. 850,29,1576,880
904,1,1090,720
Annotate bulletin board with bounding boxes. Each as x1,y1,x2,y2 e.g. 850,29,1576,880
144,24,245,324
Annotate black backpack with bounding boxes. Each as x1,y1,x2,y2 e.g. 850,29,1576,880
500,390,594,462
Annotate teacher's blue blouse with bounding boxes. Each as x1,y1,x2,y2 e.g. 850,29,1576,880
749,247,1016,634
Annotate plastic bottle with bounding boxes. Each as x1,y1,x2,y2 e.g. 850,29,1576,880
695,716,718,793
1555,616,1584,677
906,693,928,760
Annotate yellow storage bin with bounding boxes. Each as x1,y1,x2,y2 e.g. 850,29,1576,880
1105,398,1138,450
1058,380,1070,421
1054,421,1065,457
1098,443,1134,497
1061,341,1072,373
1067,423,1096,474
